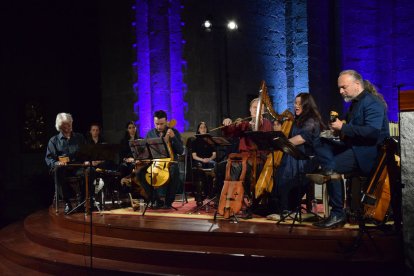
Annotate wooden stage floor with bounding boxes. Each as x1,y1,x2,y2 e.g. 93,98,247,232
0,199,405,275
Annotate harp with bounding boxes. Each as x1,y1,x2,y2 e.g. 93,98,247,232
253,81,294,199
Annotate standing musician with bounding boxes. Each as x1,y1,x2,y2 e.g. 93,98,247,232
215,98,273,216
45,113,88,215
267,93,325,218
144,110,184,209
307,69,390,229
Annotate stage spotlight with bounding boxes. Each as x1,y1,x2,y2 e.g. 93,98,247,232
203,20,212,30
227,20,238,31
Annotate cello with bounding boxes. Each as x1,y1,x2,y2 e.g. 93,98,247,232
145,119,176,187
362,137,398,222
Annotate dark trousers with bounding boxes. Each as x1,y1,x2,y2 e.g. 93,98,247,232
315,141,359,216
53,166,85,203
140,162,180,206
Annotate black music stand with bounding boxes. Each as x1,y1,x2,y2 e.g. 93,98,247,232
68,143,120,270
271,137,321,232
246,132,319,231
68,144,120,215
188,134,231,214
195,134,232,146
130,137,174,215
243,131,285,211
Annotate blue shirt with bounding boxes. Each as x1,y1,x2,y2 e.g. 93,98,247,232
45,132,86,168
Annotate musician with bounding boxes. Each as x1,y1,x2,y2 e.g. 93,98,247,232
86,123,106,168
119,121,141,178
268,93,325,217
45,113,87,214
192,122,216,169
308,70,390,229
215,98,273,204
145,110,184,209
191,121,216,206
86,123,105,145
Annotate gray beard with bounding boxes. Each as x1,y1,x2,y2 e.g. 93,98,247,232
342,95,354,102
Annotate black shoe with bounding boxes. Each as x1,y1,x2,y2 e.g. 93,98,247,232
306,169,342,184
313,214,346,229
312,216,330,227
64,202,73,215
151,199,164,209
241,208,253,220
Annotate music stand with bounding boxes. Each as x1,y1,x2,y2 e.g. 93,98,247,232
68,143,120,215
246,132,318,231
68,143,120,270
188,134,231,214
194,133,232,149
272,137,322,232
130,137,174,215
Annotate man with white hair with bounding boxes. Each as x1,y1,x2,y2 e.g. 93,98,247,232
45,112,86,214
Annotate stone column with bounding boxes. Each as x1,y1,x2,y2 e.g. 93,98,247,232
400,90,414,270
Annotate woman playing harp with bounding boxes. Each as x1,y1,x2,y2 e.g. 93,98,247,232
267,93,325,218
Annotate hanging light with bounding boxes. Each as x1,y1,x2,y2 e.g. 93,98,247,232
203,20,212,31
227,20,238,31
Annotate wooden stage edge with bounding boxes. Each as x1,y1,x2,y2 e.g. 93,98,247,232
0,206,405,275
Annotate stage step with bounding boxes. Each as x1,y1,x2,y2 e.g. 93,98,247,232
1,222,249,275
0,209,405,275
0,249,51,276
23,210,351,274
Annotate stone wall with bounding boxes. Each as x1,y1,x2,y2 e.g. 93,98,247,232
182,0,308,131
401,111,414,269
338,0,414,121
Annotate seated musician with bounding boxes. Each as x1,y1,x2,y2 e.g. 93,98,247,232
117,120,149,201
144,110,184,209
86,122,105,145
119,121,141,178
45,113,88,215
85,122,119,200
215,98,273,212
307,70,390,229
191,121,216,206
86,122,115,169
267,93,325,218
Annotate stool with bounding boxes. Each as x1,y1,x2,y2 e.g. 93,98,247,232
192,167,215,204
343,172,368,222
54,176,83,213
309,176,346,218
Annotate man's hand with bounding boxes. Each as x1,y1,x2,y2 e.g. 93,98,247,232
222,118,232,126
330,118,343,131
123,157,135,163
165,128,175,139
56,161,67,166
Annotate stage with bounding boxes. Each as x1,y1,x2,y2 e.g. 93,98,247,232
0,198,405,275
